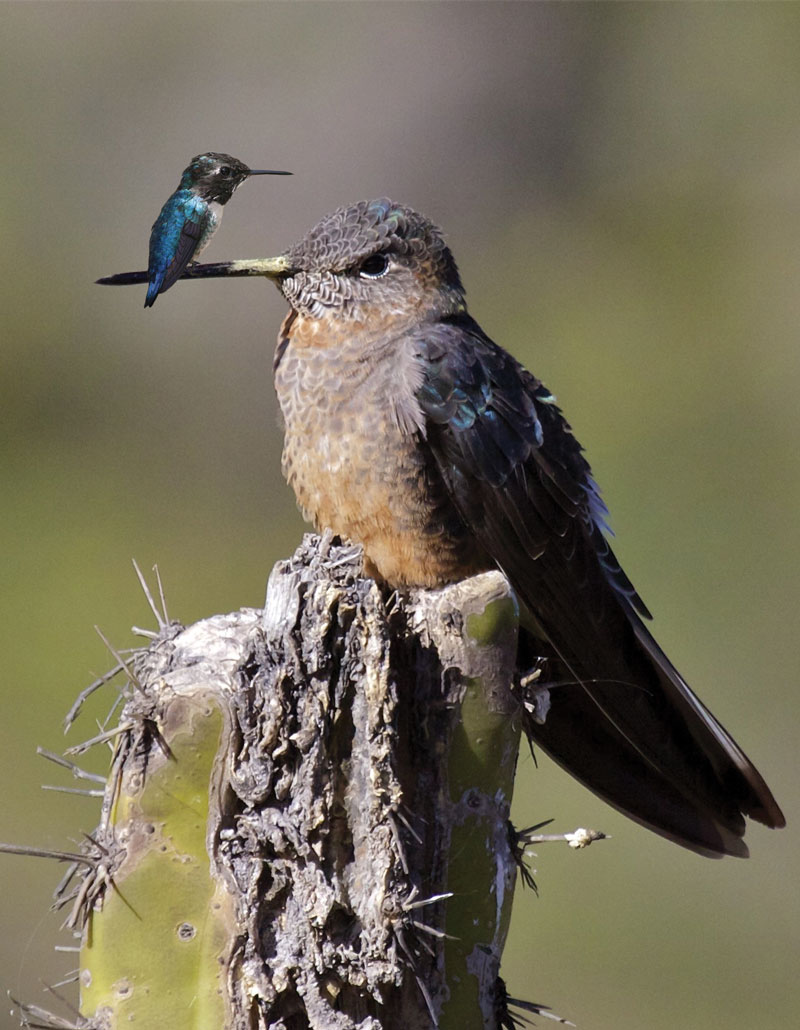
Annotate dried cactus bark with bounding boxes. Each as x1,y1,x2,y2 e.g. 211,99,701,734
77,534,522,1030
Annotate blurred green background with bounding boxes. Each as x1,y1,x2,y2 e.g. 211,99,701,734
1,3,797,1028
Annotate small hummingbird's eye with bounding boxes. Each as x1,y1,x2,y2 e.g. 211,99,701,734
358,253,390,279
219,165,232,176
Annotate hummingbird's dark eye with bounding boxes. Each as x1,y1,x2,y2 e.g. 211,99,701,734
358,253,390,279
219,165,232,176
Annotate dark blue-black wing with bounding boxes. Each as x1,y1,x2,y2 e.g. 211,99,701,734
156,218,202,295
414,314,784,856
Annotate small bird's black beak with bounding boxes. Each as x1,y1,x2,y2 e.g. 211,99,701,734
248,169,292,176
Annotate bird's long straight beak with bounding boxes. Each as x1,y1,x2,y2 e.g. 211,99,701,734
249,169,292,176
96,255,292,288
192,256,292,278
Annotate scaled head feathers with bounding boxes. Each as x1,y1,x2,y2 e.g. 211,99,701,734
279,199,466,324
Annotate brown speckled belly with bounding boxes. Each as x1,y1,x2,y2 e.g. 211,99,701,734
274,325,489,588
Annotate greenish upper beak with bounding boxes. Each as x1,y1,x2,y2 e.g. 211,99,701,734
216,255,292,278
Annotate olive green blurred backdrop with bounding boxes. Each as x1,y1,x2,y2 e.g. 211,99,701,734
1,3,797,1028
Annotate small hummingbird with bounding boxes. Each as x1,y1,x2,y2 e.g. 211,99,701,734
144,153,290,308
